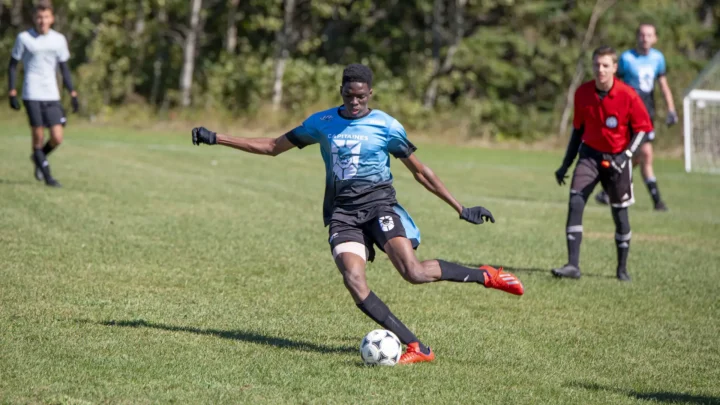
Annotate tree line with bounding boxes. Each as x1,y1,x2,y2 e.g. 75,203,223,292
1,0,718,140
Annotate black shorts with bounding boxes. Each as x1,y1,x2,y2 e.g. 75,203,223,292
572,144,634,208
23,100,67,128
328,206,420,262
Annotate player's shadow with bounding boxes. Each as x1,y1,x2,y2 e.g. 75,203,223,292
569,382,720,404
463,264,616,279
99,319,356,354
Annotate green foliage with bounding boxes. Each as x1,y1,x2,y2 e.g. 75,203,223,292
1,0,718,140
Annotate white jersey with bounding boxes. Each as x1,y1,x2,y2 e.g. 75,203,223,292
11,28,70,101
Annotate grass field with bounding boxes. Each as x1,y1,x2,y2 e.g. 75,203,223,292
1,123,719,404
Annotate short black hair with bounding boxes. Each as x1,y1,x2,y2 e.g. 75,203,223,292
592,45,617,63
342,64,373,87
637,23,657,35
35,0,54,12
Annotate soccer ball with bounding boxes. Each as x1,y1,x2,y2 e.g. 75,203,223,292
360,329,402,366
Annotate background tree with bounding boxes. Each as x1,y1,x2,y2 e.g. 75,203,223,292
0,0,716,142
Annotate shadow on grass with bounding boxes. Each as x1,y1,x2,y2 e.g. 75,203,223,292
570,382,720,404
462,264,617,279
98,319,356,354
0,178,33,185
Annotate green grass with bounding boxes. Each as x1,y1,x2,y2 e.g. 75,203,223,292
1,124,719,404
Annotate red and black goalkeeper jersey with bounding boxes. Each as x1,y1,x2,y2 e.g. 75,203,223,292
573,79,653,154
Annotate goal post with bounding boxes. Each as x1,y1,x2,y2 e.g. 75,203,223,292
684,89,720,173
683,51,720,174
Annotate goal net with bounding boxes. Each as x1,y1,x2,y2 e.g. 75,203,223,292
684,52,720,173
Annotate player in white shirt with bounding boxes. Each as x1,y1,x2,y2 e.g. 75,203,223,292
8,0,78,187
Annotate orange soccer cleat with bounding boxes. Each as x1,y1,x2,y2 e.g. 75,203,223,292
481,265,524,296
398,342,435,365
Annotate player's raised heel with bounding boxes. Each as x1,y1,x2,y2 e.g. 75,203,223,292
654,201,668,211
30,155,44,181
616,268,631,282
551,264,581,279
595,191,610,205
45,177,62,188
398,342,435,365
481,265,524,295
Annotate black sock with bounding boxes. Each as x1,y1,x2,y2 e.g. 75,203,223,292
567,228,582,268
438,259,486,285
566,191,586,268
32,148,53,181
615,233,631,271
612,207,631,271
357,291,430,355
42,141,57,156
645,178,661,204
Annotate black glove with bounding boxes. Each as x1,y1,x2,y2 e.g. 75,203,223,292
71,96,79,113
666,111,678,127
610,150,632,175
460,206,495,225
555,165,569,186
9,95,20,110
192,127,217,145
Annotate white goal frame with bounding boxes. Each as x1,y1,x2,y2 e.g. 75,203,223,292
683,89,720,173
683,51,720,174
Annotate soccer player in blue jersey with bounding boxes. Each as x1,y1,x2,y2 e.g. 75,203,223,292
191,64,524,364
595,23,677,211
8,0,79,187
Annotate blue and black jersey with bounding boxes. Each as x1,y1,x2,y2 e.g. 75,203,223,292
286,107,417,229
617,48,667,119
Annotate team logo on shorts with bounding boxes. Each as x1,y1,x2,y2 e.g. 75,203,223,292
605,116,618,128
379,216,394,232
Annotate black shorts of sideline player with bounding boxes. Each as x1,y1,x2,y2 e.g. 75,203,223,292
23,100,67,128
571,144,634,208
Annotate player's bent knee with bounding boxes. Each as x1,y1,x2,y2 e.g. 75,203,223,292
569,193,586,211
395,261,426,284
403,267,426,284
612,208,631,234
50,127,64,144
342,268,365,288
340,265,369,298
643,151,653,166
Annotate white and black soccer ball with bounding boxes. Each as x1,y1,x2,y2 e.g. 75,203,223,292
360,329,402,366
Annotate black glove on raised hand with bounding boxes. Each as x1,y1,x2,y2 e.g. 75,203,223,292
192,127,217,145
460,206,495,225
555,165,569,186
71,96,79,113
610,150,632,175
666,111,678,127
9,95,20,110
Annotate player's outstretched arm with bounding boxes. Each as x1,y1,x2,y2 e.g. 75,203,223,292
555,126,583,186
7,58,20,110
658,76,678,126
58,61,79,113
191,126,296,156
400,154,495,225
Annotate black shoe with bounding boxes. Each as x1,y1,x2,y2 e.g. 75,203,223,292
45,178,62,188
616,268,631,282
30,155,44,181
595,191,610,205
654,201,668,211
551,264,581,279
